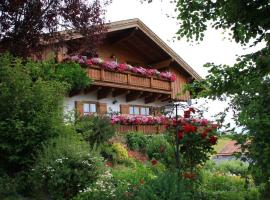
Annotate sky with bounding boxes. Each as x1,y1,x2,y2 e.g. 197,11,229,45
104,0,264,130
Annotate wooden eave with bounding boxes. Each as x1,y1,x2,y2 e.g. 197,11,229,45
48,18,202,81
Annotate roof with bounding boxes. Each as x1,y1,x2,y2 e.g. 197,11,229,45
107,19,202,80
217,140,241,156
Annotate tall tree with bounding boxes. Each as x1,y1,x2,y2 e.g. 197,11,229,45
0,0,108,57
143,0,270,196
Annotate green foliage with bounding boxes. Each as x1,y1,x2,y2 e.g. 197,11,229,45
174,0,270,45
134,172,198,200
0,54,66,173
146,135,174,166
100,142,131,165
75,115,116,146
0,173,20,199
126,132,149,151
153,0,270,191
31,127,104,200
26,59,91,92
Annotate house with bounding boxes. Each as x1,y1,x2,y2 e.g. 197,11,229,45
38,18,202,134
213,140,241,162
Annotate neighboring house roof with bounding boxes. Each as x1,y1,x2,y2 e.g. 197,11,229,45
217,140,241,156
107,19,202,80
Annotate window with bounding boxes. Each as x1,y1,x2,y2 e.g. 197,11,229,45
83,103,96,115
129,106,140,115
129,105,150,116
141,107,150,116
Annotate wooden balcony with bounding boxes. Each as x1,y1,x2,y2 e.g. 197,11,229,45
116,124,167,135
87,65,172,95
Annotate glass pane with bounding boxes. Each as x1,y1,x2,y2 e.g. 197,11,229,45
145,107,150,115
141,107,146,116
129,106,134,115
90,104,96,113
83,103,90,113
134,107,140,115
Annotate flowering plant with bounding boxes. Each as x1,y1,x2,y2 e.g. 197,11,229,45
111,115,167,125
166,107,219,175
67,55,177,82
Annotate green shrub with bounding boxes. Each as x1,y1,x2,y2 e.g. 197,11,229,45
146,135,174,166
134,172,198,200
0,54,66,173
76,115,115,145
126,132,149,151
26,59,91,92
72,169,116,200
31,127,104,200
0,173,20,199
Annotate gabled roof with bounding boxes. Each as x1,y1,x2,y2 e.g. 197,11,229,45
217,140,241,156
107,19,202,80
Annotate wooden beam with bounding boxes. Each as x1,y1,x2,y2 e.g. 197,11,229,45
112,89,127,97
97,87,111,100
84,86,99,94
112,28,138,46
159,94,170,101
145,94,162,104
139,92,152,98
126,91,142,102
149,59,174,69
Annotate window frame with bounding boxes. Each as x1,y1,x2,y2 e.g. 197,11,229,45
82,101,97,116
129,105,151,116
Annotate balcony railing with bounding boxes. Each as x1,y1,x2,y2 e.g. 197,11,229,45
88,65,172,93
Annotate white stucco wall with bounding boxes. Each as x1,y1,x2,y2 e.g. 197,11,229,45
63,91,168,115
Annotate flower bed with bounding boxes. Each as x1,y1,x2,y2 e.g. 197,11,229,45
67,55,176,81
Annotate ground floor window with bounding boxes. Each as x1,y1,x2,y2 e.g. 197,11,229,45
83,103,97,115
129,105,150,116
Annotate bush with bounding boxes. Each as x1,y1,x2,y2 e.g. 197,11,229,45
134,172,198,200
0,173,20,199
126,132,149,151
0,54,66,173
75,115,115,146
146,135,174,166
31,127,104,200
100,142,132,165
26,59,91,92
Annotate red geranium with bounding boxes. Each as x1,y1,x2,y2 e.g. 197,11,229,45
201,131,208,139
189,107,195,113
209,136,218,145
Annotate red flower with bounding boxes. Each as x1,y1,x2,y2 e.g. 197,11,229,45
184,110,190,118
183,124,197,133
209,136,218,145
201,131,208,139
189,107,196,113
86,59,93,65
140,179,145,185
211,124,218,129
177,131,184,140
151,159,158,166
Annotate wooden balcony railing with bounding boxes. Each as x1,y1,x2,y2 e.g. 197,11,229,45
116,124,167,135
88,66,172,94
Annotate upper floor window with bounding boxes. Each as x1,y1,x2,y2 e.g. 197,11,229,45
83,103,97,115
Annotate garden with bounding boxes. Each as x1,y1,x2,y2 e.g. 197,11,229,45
0,54,263,199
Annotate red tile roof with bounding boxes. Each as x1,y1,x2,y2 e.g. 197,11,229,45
217,140,241,156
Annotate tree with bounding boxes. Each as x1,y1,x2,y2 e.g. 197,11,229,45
0,0,108,58
0,54,66,174
144,0,270,196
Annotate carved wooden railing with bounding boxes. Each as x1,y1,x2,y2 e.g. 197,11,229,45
116,124,167,135
88,65,172,92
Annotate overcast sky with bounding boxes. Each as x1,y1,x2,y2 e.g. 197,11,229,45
104,0,264,129
105,0,264,78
